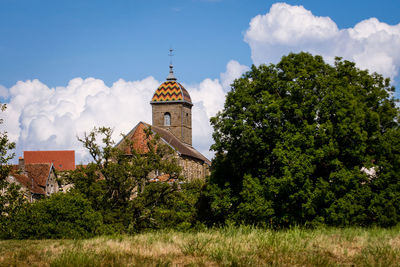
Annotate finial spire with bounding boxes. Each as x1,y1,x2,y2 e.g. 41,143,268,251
166,48,177,81
169,48,174,65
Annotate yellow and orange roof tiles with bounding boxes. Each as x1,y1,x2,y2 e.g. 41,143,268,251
151,81,192,103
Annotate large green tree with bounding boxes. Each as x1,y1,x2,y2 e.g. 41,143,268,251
207,52,400,227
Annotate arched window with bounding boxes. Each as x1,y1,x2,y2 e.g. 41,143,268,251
164,112,171,126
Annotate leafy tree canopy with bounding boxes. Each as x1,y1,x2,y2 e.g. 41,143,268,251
5,192,102,239
68,126,182,230
128,180,205,232
208,52,400,227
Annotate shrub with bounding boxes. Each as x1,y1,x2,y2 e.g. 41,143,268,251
6,192,103,239
128,180,204,232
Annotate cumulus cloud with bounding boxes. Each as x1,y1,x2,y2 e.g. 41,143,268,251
2,60,249,163
4,77,157,163
185,60,249,159
0,85,9,100
220,60,250,91
185,79,225,160
189,78,225,119
245,3,400,80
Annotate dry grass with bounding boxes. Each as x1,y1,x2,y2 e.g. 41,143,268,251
1,226,400,266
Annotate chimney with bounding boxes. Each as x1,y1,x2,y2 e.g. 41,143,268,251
18,157,25,172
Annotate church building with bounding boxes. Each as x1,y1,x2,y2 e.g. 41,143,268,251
116,64,211,180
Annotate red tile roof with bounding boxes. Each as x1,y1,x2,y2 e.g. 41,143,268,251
12,173,45,195
116,122,211,165
9,164,53,195
125,122,153,154
24,163,52,187
146,123,211,165
24,150,75,171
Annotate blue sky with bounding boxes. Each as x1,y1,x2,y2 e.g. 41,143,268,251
1,0,399,88
1,0,400,162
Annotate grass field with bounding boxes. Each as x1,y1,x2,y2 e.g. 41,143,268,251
1,226,400,266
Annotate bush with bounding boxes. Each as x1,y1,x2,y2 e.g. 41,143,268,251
5,192,103,239
128,180,204,232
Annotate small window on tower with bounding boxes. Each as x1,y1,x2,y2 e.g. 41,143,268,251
164,112,171,126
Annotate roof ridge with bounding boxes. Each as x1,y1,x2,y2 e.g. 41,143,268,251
25,162,52,166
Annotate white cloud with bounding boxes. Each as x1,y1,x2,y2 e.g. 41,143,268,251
188,78,225,119
220,60,250,91
187,60,249,160
245,3,400,80
186,79,225,160
0,85,9,100
4,77,157,163
2,60,249,163
191,101,214,160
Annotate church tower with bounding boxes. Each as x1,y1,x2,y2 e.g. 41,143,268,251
150,64,193,145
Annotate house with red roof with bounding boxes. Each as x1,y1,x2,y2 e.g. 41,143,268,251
23,150,75,171
7,161,58,202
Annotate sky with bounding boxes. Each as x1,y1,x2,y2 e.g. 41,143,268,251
1,0,400,163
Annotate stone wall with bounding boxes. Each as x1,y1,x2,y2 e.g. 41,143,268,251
178,155,210,181
45,170,59,196
151,102,192,145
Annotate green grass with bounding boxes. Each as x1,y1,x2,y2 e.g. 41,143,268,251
1,226,400,266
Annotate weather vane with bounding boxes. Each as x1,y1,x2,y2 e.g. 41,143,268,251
169,47,174,65
166,47,177,81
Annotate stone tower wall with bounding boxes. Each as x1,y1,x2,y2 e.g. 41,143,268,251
151,102,192,145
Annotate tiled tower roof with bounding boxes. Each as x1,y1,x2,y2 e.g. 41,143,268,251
151,81,192,104
151,64,192,105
